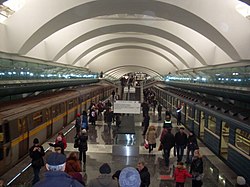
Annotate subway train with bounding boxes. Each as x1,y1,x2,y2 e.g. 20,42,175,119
0,83,114,176
152,83,250,182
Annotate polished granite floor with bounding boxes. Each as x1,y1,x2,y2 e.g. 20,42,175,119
4,110,238,187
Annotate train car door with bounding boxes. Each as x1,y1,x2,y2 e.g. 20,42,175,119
63,102,67,127
0,120,11,169
18,117,29,159
220,121,229,159
45,108,52,139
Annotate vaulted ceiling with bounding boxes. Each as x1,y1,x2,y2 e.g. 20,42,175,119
0,0,250,79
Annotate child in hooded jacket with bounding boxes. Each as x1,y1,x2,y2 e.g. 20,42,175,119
174,162,192,187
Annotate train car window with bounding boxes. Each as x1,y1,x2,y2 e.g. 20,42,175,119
32,111,43,126
194,109,199,122
52,104,60,117
235,129,250,155
60,103,65,114
188,106,192,117
207,115,216,133
68,99,77,109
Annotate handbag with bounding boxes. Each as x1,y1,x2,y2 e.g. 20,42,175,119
158,144,163,151
74,139,79,148
144,139,149,149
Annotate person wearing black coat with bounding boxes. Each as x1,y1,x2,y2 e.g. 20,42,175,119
29,138,45,185
186,131,198,164
142,113,150,136
160,128,175,166
137,161,150,187
77,129,88,165
190,149,204,187
175,127,188,162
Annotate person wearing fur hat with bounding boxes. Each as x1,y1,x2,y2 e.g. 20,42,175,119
34,152,83,187
235,176,248,187
88,163,118,187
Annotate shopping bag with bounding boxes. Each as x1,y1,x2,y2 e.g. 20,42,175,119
144,139,149,149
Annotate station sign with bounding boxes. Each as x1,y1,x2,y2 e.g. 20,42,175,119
114,100,141,114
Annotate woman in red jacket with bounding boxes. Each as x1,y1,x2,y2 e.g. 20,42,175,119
174,162,192,187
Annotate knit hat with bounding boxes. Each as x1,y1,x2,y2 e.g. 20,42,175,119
237,176,246,185
47,152,66,166
99,163,111,174
33,138,39,144
119,167,141,187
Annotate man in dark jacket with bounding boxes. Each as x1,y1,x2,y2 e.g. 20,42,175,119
34,152,83,187
160,128,175,167
175,127,188,162
137,160,150,187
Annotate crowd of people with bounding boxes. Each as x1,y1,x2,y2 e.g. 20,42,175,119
25,90,249,187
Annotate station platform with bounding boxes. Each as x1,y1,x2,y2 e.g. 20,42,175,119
2,110,239,187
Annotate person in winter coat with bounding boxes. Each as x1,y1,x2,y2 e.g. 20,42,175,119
65,152,84,185
49,134,66,154
174,162,192,187
81,111,88,130
160,128,175,167
77,129,88,165
146,125,157,153
104,107,114,130
163,115,172,129
175,127,187,162
29,138,45,185
142,113,150,136
34,152,83,187
65,152,82,175
75,113,82,134
89,106,97,126
190,149,203,187
57,132,67,149
137,160,150,187
88,163,118,187
157,104,162,121
186,131,198,164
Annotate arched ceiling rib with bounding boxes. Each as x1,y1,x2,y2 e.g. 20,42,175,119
72,37,190,69
104,65,162,79
18,0,240,62
52,24,206,65
85,45,179,70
